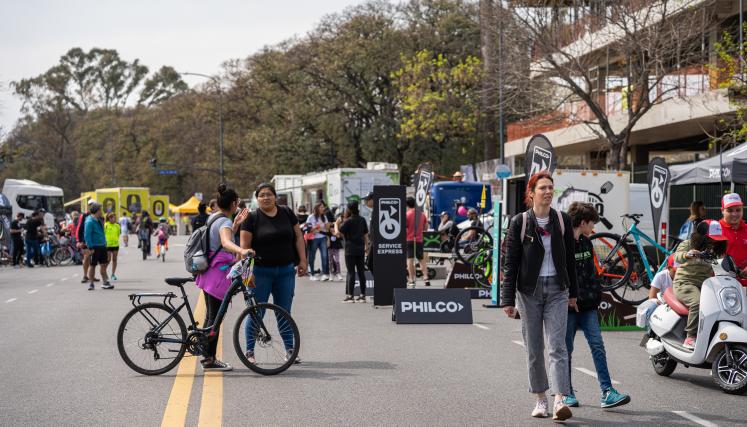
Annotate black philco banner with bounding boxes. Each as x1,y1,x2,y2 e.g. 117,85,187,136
444,261,477,289
525,134,557,178
372,185,407,306
393,288,473,324
647,157,670,241
413,162,433,239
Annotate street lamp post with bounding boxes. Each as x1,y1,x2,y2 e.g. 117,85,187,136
181,72,225,184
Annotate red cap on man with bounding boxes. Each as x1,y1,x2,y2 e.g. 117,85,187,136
722,193,743,209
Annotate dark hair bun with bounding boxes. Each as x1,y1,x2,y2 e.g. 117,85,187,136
217,183,227,194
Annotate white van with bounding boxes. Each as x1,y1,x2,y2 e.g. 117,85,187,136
1,179,64,228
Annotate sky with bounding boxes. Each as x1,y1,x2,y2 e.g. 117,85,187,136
0,0,369,133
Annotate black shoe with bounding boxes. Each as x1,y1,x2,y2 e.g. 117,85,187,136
93,277,100,282
80,277,89,283
342,295,355,303
355,295,366,303
425,281,431,287
88,283,94,291
102,282,114,289
201,359,233,371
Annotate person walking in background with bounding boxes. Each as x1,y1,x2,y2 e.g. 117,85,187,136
335,201,369,303
191,202,209,230
296,205,309,224
105,212,121,280
362,192,375,272
678,201,706,240
118,212,131,247
195,184,254,371
564,202,631,409
405,196,430,288
501,171,577,422
305,202,330,281
24,210,43,268
241,183,307,364
328,206,343,281
84,203,112,290
10,212,24,267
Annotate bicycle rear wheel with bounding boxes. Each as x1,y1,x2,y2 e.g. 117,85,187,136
470,249,492,288
233,302,300,375
53,247,73,265
611,254,653,305
117,303,187,375
453,226,493,266
588,233,633,291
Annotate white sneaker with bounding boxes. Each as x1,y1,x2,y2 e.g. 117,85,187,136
532,399,548,418
309,275,318,281
335,274,343,281
321,274,330,281
407,282,416,289
552,401,572,421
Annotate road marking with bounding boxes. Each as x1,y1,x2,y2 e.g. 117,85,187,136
60,278,68,282
28,289,38,294
5,298,17,303
198,324,223,427
474,324,490,330
161,293,206,427
574,367,620,385
671,411,718,427
46,283,55,287
512,340,525,347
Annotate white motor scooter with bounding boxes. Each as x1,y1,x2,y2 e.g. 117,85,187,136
644,254,747,394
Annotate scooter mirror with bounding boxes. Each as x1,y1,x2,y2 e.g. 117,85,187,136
721,255,738,275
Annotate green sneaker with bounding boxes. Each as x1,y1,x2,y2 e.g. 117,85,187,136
600,387,630,409
563,392,579,407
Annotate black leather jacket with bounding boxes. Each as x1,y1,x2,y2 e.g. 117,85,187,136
500,208,578,307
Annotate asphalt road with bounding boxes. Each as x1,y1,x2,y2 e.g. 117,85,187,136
1,236,745,426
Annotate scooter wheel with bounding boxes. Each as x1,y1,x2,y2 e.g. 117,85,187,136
651,352,677,376
711,344,747,395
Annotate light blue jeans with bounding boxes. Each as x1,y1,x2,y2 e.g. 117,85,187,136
245,263,296,351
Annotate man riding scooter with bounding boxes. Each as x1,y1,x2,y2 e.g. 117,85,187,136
719,193,747,287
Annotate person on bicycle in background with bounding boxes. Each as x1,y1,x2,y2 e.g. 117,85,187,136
136,211,153,258
718,193,747,287
84,203,112,290
196,184,253,371
105,212,121,280
647,254,678,302
154,217,169,258
564,202,631,409
674,220,729,349
458,207,484,244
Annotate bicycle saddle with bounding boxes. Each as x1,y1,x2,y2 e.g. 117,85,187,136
165,277,194,287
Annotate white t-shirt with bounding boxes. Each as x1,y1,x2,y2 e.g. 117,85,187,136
651,269,673,293
536,216,557,277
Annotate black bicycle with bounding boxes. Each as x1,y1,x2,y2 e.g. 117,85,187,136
116,256,300,376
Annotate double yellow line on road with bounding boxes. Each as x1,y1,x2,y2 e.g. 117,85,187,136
161,293,224,427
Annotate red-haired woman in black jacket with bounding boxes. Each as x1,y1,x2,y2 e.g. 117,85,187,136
501,171,578,421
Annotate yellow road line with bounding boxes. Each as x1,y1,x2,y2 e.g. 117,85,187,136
198,324,223,427
161,292,206,427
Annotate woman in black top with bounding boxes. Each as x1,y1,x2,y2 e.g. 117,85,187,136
240,183,308,363
335,201,369,303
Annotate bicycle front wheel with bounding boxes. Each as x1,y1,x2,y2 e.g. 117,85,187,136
117,303,187,375
588,233,633,291
470,249,492,288
233,302,300,375
453,226,493,266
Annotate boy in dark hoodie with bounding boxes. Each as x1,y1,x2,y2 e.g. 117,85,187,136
564,202,630,409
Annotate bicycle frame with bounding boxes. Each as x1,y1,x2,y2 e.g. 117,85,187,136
620,222,672,280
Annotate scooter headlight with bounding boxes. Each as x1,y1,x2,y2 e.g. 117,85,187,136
720,287,742,316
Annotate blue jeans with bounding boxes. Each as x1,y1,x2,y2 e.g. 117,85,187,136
24,238,40,266
565,309,612,393
245,263,296,351
308,238,329,275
